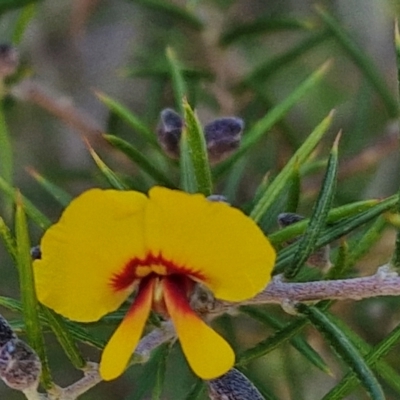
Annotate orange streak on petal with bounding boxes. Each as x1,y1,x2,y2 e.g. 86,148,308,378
100,278,154,381
163,277,234,380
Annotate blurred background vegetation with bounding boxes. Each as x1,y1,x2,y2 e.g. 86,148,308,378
1,0,400,399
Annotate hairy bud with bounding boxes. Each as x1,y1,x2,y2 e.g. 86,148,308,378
0,338,42,391
157,108,183,158
207,368,265,400
0,315,41,391
30,245,41,260
277,212,304,228
204,117,243,164
156,109,244,164
0,316,16,347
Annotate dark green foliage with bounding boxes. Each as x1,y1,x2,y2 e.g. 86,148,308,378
0,1,399,400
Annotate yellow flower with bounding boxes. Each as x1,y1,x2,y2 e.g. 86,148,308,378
34,187,276,380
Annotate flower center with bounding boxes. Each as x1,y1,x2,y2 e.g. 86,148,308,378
111,252,205,292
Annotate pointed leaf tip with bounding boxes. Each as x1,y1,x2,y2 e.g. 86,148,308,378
332,130,342,152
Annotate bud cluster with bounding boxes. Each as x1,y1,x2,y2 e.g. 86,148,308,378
0,315,41,392
157,108,244,164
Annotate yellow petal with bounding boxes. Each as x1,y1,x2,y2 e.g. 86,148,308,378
163,276,234,379
100,278,154,381
34,189,148,322
146,187,276,302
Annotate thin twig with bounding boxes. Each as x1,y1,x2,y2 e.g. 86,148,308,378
11,79,104,142
22,387,46,400
251,264,399,304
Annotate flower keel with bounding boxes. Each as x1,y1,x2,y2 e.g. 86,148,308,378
163,276,235,379
100,278,154,381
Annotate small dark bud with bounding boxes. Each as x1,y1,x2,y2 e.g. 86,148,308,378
30,246,41,260
207,194,229,204
207,368,265,400
0,44,19,78
277,212,304,228
0,316,16,347
204,117,244,164
0,338,41,391
157,108,183,158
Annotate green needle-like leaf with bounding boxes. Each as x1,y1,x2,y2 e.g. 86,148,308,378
240,306,331,374
126,0,203,31
240,30,331,87
104,134,176,188
275,195,397,274
0,0,41,14
214,61,332,180
185,379,206,400
250,109,334,223
15,194,53,389
0,106,12,184
316,6,398,118
12,3,37,44
286,160,301,213
0,215,17,260
43,308,86,369
346,216,387,269
95,91,159,149
131,343,171,400
297,304,384,400
182,100,212,196
322,315,400,399
269,198,380,246
166,47,187,114
285,132,340,278
220,17,312,46
325,241,349,280
179,128,197,193
27,167,72,207
0,176,51,229
151,343,170,400
86,141,128,190
236,301,331,366
236,317,309,366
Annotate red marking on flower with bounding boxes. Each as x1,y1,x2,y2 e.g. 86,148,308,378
125,277,154,318
111,253,206,292
163,275,195,315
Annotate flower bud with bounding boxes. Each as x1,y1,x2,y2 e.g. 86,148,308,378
0,338,41,391
207,368,265,400
277,212,304,228
157,108,183,158
0,44,19,78
0,316,16,347
204,117,243,164
30,245,41,260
